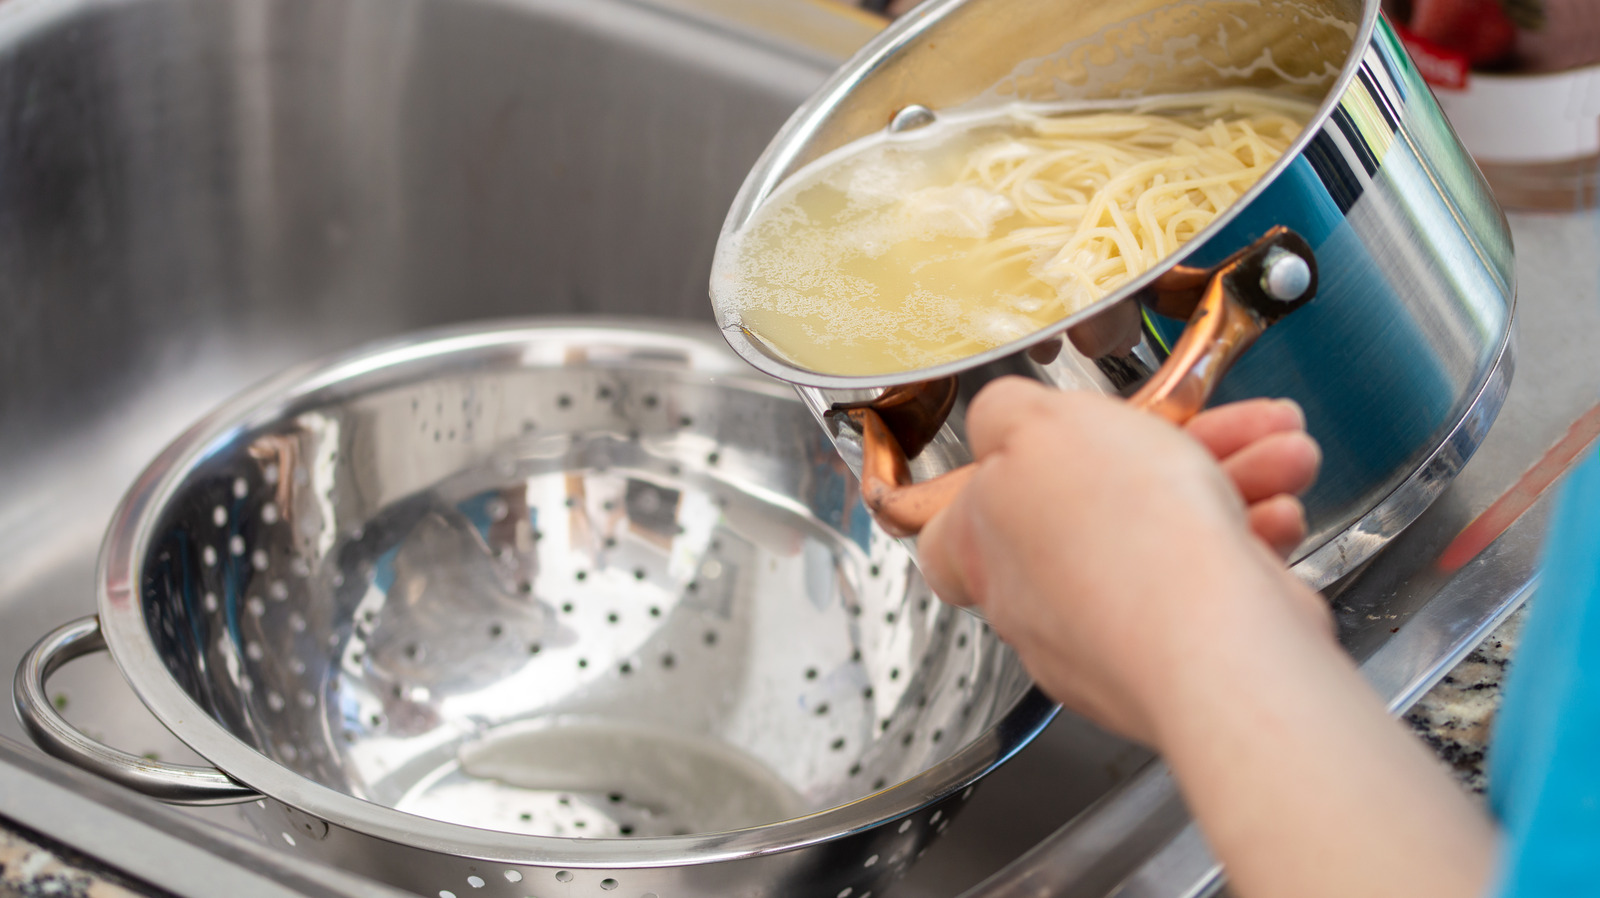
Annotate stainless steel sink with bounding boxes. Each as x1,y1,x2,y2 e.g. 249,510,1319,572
0,0,1592,896
0,0,1144,894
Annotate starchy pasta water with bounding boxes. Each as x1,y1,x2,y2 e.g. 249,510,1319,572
711,90,1314,376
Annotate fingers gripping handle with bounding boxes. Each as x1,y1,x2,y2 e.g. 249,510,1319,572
843,227,1316,538
13,616,261,805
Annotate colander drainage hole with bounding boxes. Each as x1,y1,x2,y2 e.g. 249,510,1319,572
703,630,718,647
849,763,862,776
804,667,818,680
555,871,573,882
529,643,542,655
706,451,720,466
649,606,662,618
607,613,620,625
873,778,887,790
575,571,588,582
604,537,618,549
661,653,675,669
831,738,846,751
643,394,658,408
488,623,503,638
558,395,573,409
598,386,613,400
815,703,830,716
466,875,484,889
600,879,618,891
869,564,880,577
577,658,589,669
620,825,635,836
633,568,646,581
619,662,633,675
889,667,901,681
562,602,575,614
862,686,874,699
504,870,522,883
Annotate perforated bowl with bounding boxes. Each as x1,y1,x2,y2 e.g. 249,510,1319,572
17,319,1054,898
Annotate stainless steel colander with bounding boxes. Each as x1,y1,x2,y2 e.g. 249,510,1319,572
16,319,1053,898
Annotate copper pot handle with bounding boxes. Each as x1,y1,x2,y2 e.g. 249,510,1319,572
839,227,1318,538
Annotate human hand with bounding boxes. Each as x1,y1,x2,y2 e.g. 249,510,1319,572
1182,396,1321,556
918,378,1329,747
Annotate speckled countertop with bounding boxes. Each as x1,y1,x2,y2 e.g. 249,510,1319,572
1404,603,1527,800
0,824,149,898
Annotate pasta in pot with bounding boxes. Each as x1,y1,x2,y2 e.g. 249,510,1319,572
712,90,1314,377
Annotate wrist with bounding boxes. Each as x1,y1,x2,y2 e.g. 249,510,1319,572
1136,562,1341,755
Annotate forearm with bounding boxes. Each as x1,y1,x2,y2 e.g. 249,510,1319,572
1151,584,1498,898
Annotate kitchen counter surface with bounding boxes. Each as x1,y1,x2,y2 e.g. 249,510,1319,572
0,823,145,898
1406,603,1526,799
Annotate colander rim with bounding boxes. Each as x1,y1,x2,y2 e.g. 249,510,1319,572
96,316,1060,866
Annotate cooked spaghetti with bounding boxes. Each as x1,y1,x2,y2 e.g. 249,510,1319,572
711,90,1314,376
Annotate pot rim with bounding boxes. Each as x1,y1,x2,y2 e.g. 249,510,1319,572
95,317,1059,867
712,0,1382,390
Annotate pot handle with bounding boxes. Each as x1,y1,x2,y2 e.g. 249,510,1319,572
13,615,263,805
841,227,1317,538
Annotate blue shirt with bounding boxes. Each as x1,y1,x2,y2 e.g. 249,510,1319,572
1489,452,1600,894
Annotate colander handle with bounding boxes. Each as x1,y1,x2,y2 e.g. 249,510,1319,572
13,616,263,806
841,227,1317,539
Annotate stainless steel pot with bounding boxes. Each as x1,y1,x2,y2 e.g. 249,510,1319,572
14,321,1055,898
713,0,1516,584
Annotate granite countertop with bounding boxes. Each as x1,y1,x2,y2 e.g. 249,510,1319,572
1404,603,1528,799
0,825,147,898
